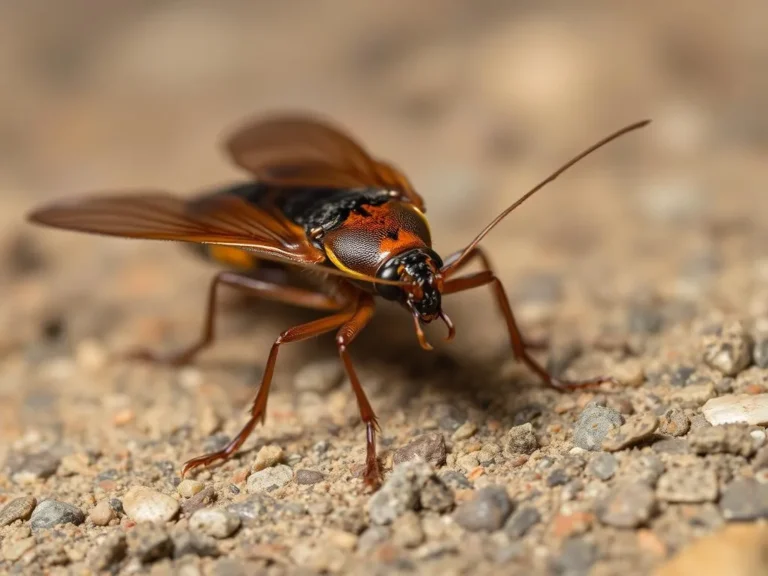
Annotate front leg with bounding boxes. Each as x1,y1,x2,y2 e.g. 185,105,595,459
442,250,616,391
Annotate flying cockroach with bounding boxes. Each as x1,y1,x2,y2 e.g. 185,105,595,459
27,114,650,488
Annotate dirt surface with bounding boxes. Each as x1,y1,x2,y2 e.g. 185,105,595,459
3,2,768,575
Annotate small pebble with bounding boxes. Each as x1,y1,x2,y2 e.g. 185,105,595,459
0,496,37,527
452,421,477,442
602,412,659,451
702,394,768,426
126,523,173,563
703,322,752,376
30,499,85,531
456,453,479,472
252,445,284,472
295,469,325,485
572,404,624,451
294,359,344,392
181,486,216,516
391,511,425,548
546,468,569,487
688,424,757,457
122,487,180,523
595,482,656,528
178,479,205,498
612,359,645,387
656,465,719,503
719,478,768,520
439,470,471,489
89,500,115,526
247,464,293,493
588,453,618,481
504,506,541,539
393,432,447,467
452,486,512,532
190,507,241,539
88,532,127,571
504,423,539,455
620,454,665,487
368,461,435,525
658,408,690,436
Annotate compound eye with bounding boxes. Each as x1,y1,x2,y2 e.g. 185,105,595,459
376,261,403,301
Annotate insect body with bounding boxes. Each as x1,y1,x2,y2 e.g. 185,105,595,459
27,114,650,488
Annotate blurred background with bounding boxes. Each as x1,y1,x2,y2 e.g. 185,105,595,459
2,0,768,435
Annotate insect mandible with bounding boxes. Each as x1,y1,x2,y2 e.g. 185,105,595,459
27,113,650,488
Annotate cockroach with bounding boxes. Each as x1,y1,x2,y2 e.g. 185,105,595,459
27,113,650,488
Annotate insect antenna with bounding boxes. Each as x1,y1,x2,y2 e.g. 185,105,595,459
441,119,651,276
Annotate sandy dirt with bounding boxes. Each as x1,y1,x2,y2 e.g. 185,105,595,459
2,2,768,575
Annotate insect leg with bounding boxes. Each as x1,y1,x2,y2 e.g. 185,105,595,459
128,270,346,366
334,293,380,488
443,267,618,392
181,298,360,477
441,247,548,349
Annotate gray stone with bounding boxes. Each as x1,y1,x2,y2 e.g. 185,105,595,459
190,507,241,539
656,465,718,503
393,432,447,467
439,470,471,489
452,486,512,532
573,405,624,451
622,453,665,487
546,468,570,487
126,523,172,563
367,460,433,525
295,469,325,485
504,506,541,539
420,476,455,513
88,532,127,571
0,496,37,527
658,408,690,436
226,494,275,526
754,335,768,369
358,526,391,553
172,531,220,559
587,453,617,481
595,482,656,528
246,464,293,493
719,478,768,520
602,413,659,451
30,499,84,531
505,423,539,455
550,539,597,576
10,451,61,482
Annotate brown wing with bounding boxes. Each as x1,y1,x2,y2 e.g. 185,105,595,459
27,191,326,265
224,114,426,210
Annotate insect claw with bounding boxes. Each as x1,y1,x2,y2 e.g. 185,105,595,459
410,309,433,351
440,311,455,342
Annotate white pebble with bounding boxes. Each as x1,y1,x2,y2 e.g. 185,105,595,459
702,394,768,426
122,487,180,523
252,445,284,472
177,479,205,498
189,507,240,539
247,464,293,493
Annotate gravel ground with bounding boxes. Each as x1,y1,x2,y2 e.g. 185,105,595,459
3,2,768,575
